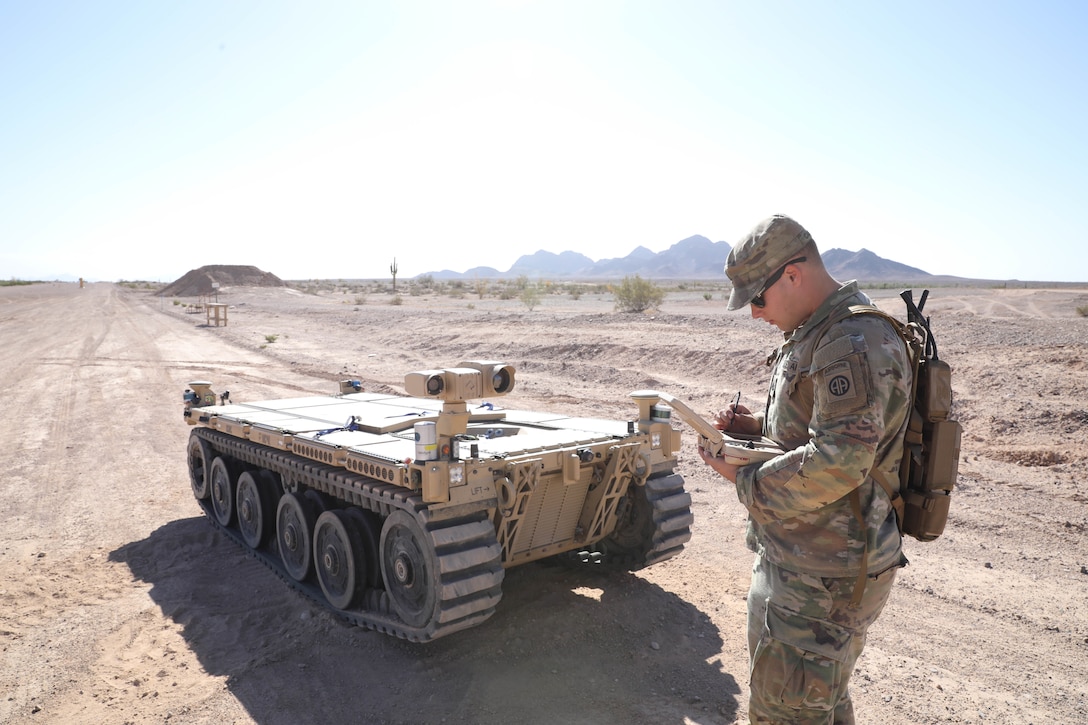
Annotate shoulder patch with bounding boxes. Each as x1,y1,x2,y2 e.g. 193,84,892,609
815,353,871,418
823,360,858,401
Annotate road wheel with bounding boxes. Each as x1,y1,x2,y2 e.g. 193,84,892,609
314,509,367,610
277,492,318,582
236,470,277,549
208,456,237,527
380,510,439,628
187,434,214,500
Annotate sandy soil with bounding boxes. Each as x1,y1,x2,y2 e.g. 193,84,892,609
1,280,1086,725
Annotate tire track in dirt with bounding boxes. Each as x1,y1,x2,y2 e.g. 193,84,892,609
0,284,344,725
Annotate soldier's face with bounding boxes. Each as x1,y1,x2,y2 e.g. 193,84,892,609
751,289,784,330
750,267,804,332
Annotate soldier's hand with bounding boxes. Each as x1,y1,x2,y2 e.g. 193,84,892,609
714,405,759,436
697,444,740,484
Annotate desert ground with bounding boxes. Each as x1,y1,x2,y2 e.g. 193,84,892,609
1,279,1086,725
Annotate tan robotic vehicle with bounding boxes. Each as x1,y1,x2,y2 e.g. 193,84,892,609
184,361,709,641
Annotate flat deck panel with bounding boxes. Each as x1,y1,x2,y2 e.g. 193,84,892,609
472,428,615,456
294,429,416,461
206,395,508,437
501,410,632,437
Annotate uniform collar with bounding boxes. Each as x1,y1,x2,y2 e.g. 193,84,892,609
784,280,862,343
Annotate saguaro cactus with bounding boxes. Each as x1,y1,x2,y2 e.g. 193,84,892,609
390,258,398,292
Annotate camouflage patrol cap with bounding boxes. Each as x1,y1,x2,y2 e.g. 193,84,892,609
725,215,813,310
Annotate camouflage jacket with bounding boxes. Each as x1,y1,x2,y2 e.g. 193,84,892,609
735,282,911,577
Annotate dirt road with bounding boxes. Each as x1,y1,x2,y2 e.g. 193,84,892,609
1,281,1085,724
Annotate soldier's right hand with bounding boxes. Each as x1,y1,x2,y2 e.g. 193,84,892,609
714,405,760,436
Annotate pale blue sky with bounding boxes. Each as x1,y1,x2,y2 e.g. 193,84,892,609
2,1,1086,282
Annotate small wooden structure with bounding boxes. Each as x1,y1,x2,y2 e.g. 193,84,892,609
205,303,228,327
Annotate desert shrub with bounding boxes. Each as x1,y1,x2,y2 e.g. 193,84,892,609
120,279,155,289
1077,305,1088,317
264,334,278,343
703,292,713,301
612,275,665,313
520,284,542,311
389,295,403,306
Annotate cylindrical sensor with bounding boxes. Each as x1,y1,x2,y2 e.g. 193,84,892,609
414,421,438,461
650,404,671,423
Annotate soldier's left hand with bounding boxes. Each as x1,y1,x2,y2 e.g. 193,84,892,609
697,444,741,484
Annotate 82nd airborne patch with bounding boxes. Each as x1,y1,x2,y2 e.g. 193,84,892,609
820,358,867,416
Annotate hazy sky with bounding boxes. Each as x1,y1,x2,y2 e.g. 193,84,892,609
3,1,1087,283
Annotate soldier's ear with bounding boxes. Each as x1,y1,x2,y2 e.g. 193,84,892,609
784,261,803,286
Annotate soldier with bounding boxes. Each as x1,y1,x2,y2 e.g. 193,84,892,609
698,215,912,724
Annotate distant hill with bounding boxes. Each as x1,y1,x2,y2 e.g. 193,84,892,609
509,250,596,277
421,235,939,282
159,265,285,297
821,248,932,282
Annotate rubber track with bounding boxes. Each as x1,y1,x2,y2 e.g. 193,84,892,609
192,428,505,642
641,472,695,567
569,471,693,570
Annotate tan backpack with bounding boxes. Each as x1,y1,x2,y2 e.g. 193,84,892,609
844,290,962,542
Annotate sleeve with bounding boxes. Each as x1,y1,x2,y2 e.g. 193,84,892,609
735,317,906,524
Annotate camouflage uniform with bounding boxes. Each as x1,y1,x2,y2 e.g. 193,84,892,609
745,553,898,724
725,217,912,724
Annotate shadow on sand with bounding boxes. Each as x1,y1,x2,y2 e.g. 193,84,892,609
111,516,740,724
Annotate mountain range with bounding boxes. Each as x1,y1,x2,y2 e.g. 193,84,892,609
422,235,947,282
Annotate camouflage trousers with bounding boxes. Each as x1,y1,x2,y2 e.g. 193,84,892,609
745,552,899,725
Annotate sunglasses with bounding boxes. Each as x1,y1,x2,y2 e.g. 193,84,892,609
750,256,806,308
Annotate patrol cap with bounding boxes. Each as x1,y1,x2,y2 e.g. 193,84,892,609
725,214,813,310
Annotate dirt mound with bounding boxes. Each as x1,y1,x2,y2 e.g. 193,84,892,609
159,265,284,297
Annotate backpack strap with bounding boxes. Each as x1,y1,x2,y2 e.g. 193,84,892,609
847,487,870,607
821,304,915,606
870,467,905,534
839,303,921,533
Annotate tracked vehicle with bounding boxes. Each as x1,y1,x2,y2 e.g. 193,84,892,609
183,361,694,641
